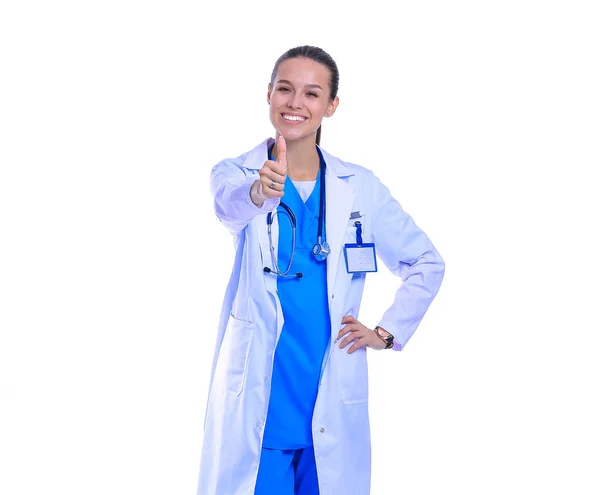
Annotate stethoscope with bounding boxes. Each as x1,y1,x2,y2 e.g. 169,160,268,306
263,143,330,279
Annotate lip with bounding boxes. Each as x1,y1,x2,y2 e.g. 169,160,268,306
280,112,308,124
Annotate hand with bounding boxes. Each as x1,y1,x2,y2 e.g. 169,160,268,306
336,316,387,353
250,135,287,207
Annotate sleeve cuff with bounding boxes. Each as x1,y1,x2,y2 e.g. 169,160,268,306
377,320,405,352
244,176,280,213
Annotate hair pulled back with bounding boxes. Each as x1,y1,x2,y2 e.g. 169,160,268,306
270,45,339,146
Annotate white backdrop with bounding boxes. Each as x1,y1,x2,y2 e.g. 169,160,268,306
1,1,599,494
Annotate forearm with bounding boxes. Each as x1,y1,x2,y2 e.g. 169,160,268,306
211,164,279,234
377,250,445,350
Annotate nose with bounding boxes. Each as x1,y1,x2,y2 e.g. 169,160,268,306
287,92,303,109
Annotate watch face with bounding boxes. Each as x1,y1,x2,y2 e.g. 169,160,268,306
376,327,393,346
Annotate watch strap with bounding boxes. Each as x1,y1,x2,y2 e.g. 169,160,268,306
374,326,394,349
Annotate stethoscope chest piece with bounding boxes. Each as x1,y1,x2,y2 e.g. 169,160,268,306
312,239,330,261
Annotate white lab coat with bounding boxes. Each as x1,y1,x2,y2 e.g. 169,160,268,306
198,138,445,495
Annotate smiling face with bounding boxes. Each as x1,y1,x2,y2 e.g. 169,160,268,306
267,57,339,143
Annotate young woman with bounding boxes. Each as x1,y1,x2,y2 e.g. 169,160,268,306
198,46,445,495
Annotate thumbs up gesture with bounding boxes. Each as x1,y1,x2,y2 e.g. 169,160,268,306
250,135,288,207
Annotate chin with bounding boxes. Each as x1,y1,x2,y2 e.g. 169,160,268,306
276,127,317,143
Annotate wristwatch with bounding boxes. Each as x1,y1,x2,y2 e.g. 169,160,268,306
374,326,395,349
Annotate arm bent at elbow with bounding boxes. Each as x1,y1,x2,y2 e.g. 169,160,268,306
371,175,446,350
210,161,280,234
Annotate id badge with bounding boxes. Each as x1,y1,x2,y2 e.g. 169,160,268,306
344,243,378,273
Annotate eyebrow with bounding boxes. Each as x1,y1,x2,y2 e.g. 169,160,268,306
276,79,323,90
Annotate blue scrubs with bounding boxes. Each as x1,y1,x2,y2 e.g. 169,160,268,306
254,446,320,494
256,147,329,494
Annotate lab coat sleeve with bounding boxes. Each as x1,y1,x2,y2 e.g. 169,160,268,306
210,160,280,234
371,174,445,351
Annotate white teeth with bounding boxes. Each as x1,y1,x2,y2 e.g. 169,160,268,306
282,114,306,122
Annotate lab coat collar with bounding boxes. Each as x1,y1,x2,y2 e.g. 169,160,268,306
242,138,355,178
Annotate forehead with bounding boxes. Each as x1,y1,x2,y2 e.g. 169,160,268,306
274,57,330,87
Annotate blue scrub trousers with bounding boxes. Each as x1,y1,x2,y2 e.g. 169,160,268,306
254,446,320,494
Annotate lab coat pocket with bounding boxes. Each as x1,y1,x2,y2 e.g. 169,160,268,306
338,347,369,405
221,313,255,397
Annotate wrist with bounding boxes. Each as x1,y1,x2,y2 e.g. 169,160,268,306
374,326,394,349
250,180,266,208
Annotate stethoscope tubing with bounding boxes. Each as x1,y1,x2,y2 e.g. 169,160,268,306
267,203,297,277
265,142,328,277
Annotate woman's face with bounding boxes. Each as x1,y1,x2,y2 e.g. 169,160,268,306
268,57,339,143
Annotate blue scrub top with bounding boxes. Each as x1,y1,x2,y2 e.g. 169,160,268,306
262,147,331,450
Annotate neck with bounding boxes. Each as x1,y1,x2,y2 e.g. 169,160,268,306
272,133,320,181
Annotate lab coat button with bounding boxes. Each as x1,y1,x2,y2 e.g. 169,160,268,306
256,422,260,427
319,427,325,433
264,376,268,382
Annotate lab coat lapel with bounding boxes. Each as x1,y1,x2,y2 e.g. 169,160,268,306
252,138,279,298
256,209,279,298
324,168,355,305
256,208,287,340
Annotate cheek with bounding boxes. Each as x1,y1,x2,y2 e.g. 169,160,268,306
268,98,280,118
310,103,329,120
312,99,330,114
270,106,284,125
270,93,289,113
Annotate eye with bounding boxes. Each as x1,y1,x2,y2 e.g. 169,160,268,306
278,87,291,92
307,92,318,97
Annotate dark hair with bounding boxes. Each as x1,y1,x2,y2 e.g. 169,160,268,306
270,45,339,146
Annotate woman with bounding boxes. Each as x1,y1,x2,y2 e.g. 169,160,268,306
198,46,445,495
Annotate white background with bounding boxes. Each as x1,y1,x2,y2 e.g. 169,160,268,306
1,1,599,494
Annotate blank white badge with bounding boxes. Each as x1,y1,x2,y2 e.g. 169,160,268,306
343,243,378,273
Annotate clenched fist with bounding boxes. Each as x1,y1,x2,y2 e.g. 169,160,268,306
250,135,287,208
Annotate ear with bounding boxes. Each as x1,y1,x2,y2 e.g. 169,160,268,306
325,96,340,117
267,83,272,104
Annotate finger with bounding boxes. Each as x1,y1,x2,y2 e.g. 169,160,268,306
261,167,287,185
277,136,287,171
260,176,285,196
338,329,366,349
341,315,356,324
347,338,367,354
338,334,356,349
258,177,284,197
261,177,284,193
336,323,358,340
264,159,287,177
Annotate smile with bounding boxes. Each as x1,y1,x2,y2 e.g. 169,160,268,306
281,113,307,122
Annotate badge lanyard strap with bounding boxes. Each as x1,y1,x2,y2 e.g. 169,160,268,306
354,221,363,245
